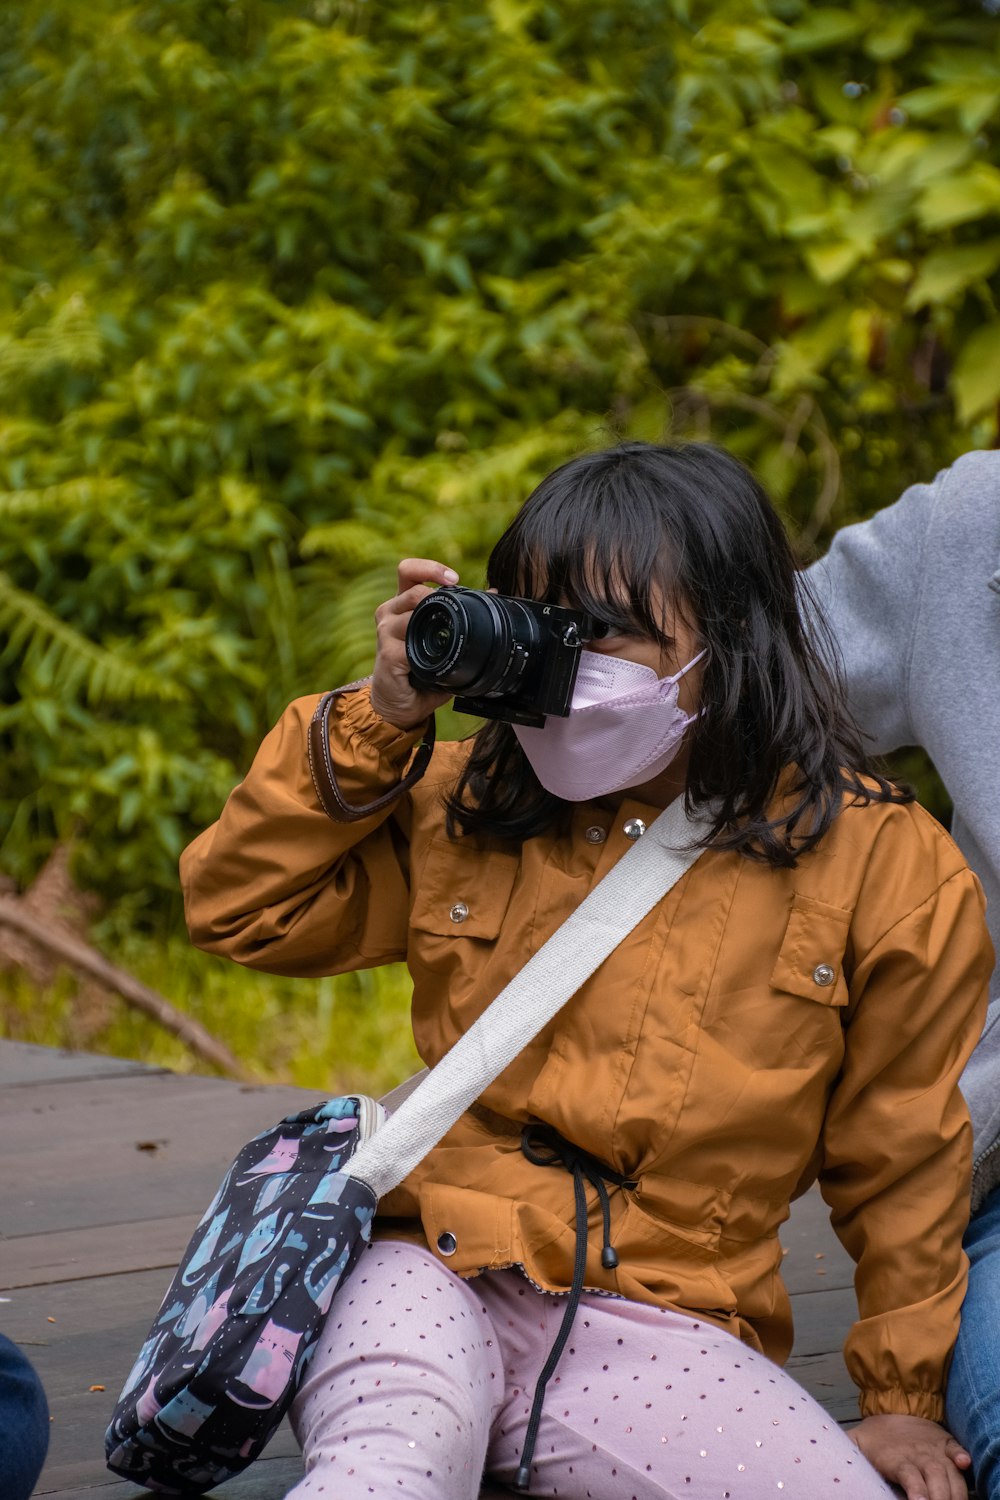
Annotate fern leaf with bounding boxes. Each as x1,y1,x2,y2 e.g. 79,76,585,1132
299,519,397,568
0,573,187,706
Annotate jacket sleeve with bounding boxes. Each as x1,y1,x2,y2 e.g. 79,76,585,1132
818,822,992,1421
180,684,429,978
802,472,942,756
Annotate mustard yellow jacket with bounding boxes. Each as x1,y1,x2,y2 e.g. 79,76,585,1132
181,685,993,1422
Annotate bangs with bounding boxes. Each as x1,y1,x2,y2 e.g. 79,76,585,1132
486,456,684,645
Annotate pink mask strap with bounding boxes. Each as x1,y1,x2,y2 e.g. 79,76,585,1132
672,648,707,682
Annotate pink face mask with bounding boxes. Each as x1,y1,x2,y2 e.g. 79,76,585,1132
511,648,704,804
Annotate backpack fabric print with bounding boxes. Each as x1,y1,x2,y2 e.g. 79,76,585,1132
105,1096,381,1494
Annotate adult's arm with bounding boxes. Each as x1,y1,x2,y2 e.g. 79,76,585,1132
803,474,941,755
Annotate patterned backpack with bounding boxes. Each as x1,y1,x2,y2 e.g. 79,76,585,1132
105,1096,382,1492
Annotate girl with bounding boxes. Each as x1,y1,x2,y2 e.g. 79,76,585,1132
181,442,991,1500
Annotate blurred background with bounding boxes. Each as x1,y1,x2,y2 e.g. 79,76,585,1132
0,0,995,1091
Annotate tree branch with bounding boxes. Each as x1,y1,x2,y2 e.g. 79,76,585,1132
0,897,252,1082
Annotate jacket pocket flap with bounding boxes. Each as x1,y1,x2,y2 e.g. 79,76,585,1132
409,840,519,941
771,893,852,1007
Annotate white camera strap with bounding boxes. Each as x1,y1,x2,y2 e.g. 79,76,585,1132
347,795,714,1198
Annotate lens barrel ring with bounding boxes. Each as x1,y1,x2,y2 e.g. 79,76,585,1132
406,587,533,698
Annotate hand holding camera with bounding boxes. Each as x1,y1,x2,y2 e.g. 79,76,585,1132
370,558,462,730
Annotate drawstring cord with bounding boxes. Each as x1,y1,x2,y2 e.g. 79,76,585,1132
514,1124,637,1493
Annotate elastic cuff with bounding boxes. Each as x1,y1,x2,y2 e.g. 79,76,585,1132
335,679,430,760
858,1388,945,1422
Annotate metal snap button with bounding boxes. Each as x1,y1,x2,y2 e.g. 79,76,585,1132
813,964,836,987
585,825,606,844
437,1231,457,1256
449,902,469,924
623,818,646,841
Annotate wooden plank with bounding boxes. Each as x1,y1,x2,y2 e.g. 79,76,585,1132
788,1284,858,1361
780,1183,855,1294
0,1039,162,1087
1,1213,199,1290
0,1071,317,1238
786,1349,859,1425
781,1186,854,1291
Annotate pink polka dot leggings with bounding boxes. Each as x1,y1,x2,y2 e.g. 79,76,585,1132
287,1240,893,1499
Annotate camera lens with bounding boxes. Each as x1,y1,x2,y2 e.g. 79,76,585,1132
418,604,456,665
406,588,538,696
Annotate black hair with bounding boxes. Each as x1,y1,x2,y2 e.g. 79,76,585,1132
444,440,910,866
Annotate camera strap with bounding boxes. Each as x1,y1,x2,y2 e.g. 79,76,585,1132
308,679,437,823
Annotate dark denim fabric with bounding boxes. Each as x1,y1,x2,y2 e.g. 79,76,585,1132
0,1334,49,1500
946,1186,1000,1500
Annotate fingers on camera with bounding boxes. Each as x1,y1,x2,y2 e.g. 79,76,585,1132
396,558,458,591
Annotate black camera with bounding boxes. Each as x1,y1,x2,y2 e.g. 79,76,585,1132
405,586,596,727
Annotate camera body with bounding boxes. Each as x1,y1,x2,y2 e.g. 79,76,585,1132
405,586,595,727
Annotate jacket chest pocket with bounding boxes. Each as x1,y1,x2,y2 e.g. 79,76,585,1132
409,839,520,944
771,893,853,1008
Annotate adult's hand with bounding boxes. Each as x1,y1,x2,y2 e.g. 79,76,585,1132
370,558,460,730
850,1413,972,1500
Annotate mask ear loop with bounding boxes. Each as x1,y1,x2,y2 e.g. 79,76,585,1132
662,648,708,727
670,647,708,682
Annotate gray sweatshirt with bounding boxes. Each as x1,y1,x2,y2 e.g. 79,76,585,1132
806,450,1000,1209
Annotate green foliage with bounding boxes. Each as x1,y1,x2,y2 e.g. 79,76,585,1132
3,0,997,928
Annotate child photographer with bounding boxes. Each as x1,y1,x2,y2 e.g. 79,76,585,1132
181,441,990,1500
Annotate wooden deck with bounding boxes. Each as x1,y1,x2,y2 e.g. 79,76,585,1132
1,1039,860,1499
